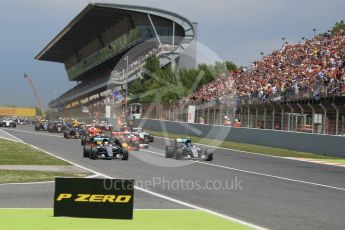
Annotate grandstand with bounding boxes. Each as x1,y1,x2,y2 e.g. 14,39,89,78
158,29,345,135
36,3,196,116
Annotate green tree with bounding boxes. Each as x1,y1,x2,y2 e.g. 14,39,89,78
331,20,345,34
128,56,238,104
225,61,238,71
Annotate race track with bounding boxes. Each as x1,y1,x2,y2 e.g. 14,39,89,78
1,125,345,230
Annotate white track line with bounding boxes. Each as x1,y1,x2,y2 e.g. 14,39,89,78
141,149,345,192
3,128,267,230
0,129,24,142
1,128,62,138
0,181,55,186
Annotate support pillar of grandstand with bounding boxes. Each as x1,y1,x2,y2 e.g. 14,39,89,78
268,103,275,130
168,107,171,121
307,103,315,134
207,107,210,125
255,106,258,129
147,14,162,47
287,104,294,131
213,107,216,125
331,103,339,135
247,105,250,128
319,104,327,135
262,105,267,130
238,106,242,126
277,104,284,131
124,55,129,119
219,106,222,126
297,103,304,132
341,116,345,135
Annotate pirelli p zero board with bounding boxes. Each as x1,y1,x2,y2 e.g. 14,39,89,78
54,177,134,219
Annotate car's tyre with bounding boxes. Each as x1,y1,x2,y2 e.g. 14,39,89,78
90,147,98,160
206,152,213,161
83,145,91,158
134,141,140,147
122,149,129,160
175,149,183,160
165,146,173,158
81,136,86,146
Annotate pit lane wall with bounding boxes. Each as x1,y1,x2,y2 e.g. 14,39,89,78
138,119,345,157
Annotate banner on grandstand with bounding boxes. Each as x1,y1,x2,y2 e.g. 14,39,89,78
187,105,196,123
0,107,36,117
54,178,134,219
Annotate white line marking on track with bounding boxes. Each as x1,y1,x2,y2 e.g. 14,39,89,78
141,149,345,192
0,136,24,144
0,129,24,142
0,181,55,186
0,174,100,186
1,128,62,138
4,127,267,230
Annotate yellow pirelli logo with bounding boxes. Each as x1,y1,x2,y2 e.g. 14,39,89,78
56,193,132,203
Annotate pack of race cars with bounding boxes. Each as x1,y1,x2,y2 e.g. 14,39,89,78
30,117,214,162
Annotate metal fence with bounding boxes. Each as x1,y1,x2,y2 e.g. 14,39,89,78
55,96,345,136
139,102,345,136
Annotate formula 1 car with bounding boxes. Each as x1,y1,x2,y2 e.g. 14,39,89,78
98,120,112,131
47,121,64,133
131,127,154,143
111,131,148,150
35,120,48,131
81,126,103,145
165,138,213,161
63,126,85,139
0,119,17,128
83,136,128,160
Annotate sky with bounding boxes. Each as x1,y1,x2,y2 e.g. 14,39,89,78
0,0,344,108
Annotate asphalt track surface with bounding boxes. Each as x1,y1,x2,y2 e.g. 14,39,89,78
1,125,345,230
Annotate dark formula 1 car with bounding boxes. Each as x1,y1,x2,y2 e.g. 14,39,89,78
83,137,128,160
0,119,17,128
165,138,213,161
35,120,48,131
47,121,64,133
63,126,85,139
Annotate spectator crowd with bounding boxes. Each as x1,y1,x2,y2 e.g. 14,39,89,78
183,29,345,105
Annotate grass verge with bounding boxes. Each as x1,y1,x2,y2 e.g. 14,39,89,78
146,129,345,162
0,139,69,165
0,170,87,184
0,209,254,230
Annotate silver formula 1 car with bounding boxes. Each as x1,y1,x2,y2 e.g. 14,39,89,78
165,138,213,161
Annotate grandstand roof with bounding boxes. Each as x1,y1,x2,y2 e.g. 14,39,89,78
35,3,195,63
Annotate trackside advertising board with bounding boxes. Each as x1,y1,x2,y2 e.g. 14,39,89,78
0,107,36,117
54,178,134,219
